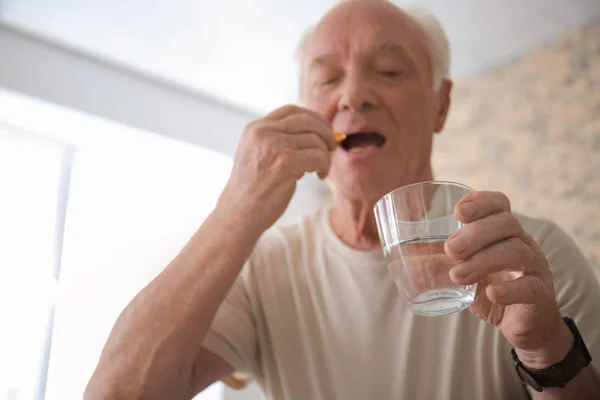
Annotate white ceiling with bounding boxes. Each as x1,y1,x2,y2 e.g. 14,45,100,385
2,0,599,113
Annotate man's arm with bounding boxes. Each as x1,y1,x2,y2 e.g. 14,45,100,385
520,321,600,400
447,193,600,399
542,364,600,399
84,105,336,400
529,366,600,400
84,209,260,400
523,222,600,400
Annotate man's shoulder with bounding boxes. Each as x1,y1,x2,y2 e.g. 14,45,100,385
514,212,595,278
513,212,558,243
248,208,325,266
267,207,323,242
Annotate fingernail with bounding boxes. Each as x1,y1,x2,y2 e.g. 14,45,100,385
459,201,477,218
448,236,467,254
495,285,508,296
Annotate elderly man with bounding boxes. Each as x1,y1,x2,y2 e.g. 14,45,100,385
85,1,600,399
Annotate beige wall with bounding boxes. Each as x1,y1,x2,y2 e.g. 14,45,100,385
433,23,600,278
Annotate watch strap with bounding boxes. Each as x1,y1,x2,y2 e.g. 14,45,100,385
511,317,592,392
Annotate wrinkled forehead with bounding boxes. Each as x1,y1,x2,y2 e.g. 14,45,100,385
303,1,431,68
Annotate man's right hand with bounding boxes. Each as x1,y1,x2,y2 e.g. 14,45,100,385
217,105,337,233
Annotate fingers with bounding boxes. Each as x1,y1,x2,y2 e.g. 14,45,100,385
293,148,331,179
445,190,555,315
284,133,332,179
454,191,511,224
240,105,335,181
265,105,331,130
449,237,527,286
290,133,329,153
263,105,336,151
264,104,306,120
485,275,551,306
445,211,523,260
277,113,337,151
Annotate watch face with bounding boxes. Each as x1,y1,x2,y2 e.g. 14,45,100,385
516,364,543,392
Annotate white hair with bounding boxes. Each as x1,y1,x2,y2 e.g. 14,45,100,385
402,5,451,89
296,2,451,92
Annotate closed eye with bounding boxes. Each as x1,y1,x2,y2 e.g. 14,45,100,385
322,76,341,85
378,70,401,78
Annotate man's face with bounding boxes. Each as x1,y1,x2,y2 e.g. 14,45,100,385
301,0,451,203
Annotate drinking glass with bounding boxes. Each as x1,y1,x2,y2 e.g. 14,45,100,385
374,181,476,316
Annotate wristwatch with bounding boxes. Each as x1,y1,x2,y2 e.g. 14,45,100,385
511,317,592,392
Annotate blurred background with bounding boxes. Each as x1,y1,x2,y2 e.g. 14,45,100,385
0,0,598,399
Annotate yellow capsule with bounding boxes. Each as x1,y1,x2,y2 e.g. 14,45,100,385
334,132,346,143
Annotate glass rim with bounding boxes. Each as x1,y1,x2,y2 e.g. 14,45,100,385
374,180,473,210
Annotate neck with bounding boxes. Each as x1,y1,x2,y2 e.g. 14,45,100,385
329,166,434,251
329,196,380,250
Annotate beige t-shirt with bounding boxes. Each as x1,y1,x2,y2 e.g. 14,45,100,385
203,208,600,400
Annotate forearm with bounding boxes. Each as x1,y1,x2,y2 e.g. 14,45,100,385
518,322,600,400
530,364,600,400
85,207,262,400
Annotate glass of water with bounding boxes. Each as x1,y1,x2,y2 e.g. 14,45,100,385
374,181,476,316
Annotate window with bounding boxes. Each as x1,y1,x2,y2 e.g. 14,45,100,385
0,129,72,400
1,90,231,400
45,128,231,400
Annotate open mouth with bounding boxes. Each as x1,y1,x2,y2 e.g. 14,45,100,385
340,132,387,152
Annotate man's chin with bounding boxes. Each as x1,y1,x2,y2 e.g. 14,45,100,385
328,172,399,204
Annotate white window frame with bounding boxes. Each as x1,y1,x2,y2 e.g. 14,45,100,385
0,124,75,400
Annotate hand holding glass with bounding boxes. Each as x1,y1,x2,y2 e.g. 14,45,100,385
374,181,476,316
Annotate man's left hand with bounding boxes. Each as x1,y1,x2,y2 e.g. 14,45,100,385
446,191,573,369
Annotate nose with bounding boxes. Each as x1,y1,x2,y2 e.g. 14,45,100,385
337,70,378,112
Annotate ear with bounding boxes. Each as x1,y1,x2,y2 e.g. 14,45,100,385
433,79,452,133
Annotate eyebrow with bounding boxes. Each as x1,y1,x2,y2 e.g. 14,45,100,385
307,41,413,71
379,41,410,56
378,41,420,74
309,54,336,70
